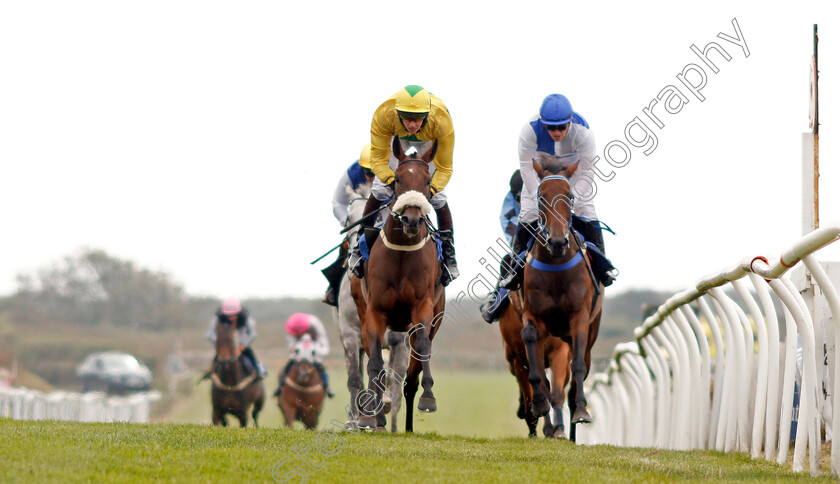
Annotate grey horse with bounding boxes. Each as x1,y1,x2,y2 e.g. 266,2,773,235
335,184,409,432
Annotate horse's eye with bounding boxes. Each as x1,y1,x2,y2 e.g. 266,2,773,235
394,177,400,184
426,180,431,186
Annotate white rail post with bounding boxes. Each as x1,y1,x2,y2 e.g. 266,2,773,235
640,334,670,448
802,254,840,474
625,351,657,447
768,276,820,475
732,277,771,459
679,305,712,449
748,272,782,461
652,326,682,449
662,317,693,449
698,296,726,449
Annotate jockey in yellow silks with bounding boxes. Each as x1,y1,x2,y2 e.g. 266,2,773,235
348,85,459,286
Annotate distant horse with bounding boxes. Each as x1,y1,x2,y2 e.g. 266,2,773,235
520,159,603,442
499,288,571,438
336,185,408,432
210,320,265,427
277,338,326,430
352,138,445,432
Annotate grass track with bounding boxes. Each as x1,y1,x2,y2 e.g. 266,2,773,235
1,418,834,483
160,368,529,438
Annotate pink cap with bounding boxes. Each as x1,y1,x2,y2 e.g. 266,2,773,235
285,313,312,336
220,298,242,315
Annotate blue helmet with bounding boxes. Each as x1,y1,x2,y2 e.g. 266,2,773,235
539,94,573,125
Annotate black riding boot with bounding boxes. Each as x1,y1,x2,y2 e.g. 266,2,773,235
572,217,617,287
322,242,349,306
273,359,295,397
349,197,385,278
435,203,459,286
480,254,513,323
500,220,539,290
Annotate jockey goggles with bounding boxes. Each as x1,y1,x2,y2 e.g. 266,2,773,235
545,122,570,132
398,111,428,121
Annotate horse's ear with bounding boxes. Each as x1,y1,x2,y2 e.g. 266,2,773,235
424,140,439,162
562,161,579,179
532,159,545,179
391,137,403,161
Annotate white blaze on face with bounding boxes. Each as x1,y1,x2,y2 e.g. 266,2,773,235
393,190,432,216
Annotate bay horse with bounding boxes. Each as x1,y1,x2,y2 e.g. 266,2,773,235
210,320,265,427
351,137,445,432
500,288,571,438
336,186,409,432
277,338,326,430
520,159,603,442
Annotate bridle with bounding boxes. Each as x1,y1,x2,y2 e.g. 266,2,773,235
537,175,575,244
388,158,433,228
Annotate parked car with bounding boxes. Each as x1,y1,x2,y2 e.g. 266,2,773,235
77,352,153,394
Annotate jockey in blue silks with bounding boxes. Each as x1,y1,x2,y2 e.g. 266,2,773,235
321,144,375,307
499,93,617,292
480,170,523,323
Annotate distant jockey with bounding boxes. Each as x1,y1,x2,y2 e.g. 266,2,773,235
500,93,617,291
274,313,334,399
480,170,523,323
204,298,266,379
348,85,459,286
322,144,375,307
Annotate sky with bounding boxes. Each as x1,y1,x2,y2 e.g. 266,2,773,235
1,1,838,303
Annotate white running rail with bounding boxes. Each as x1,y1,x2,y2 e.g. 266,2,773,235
577,224,840,476
0,386,161,424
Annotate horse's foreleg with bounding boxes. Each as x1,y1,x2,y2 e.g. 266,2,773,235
547,341,571,439
341,330,364,422
410,320,437,413
521,312,550,416
251,387,264,428
403,349,421,433
362,311,387,430
388,331,408,433
211,405,222,426
571,323,592,424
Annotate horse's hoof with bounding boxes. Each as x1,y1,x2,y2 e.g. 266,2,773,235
531,399,550,417
553,427,568,440
382,401,392,414
571,408,591,424
418,397,437,412
374,426,387,433
358,416,377,429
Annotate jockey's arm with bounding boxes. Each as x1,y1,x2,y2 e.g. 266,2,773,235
429,130,454,195
239,317,257,348
332,170,352,224
310,318,330,358
370,106,397,185
518,122,540,202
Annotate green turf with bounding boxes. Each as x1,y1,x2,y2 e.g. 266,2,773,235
1,418,834,483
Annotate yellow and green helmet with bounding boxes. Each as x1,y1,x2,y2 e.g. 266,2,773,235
395,85,431,119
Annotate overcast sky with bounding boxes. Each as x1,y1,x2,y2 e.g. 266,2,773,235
1,1,838,303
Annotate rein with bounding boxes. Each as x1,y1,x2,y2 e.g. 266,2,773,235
537,175,574,243
211,370,256,392
283,376,324,394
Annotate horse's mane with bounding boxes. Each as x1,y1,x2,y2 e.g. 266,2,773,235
534,152,579,175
